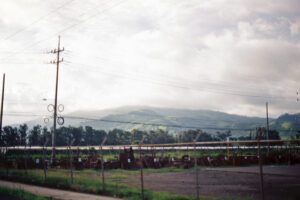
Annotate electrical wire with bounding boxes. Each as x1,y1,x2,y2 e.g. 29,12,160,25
65,61,290,100
0,0,77,41
0,0,128,62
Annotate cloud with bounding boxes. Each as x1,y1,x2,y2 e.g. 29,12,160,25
0,0,300,125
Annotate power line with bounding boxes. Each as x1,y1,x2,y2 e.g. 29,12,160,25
65,61,290,100
0,0,128,63
0,0,77,41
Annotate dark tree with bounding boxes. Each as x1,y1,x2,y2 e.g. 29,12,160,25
28,125,42,146
3,126,19,146
18,124,28,146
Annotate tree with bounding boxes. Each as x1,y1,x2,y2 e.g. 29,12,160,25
28,125,42,146
40,126,51,146
69,126,84,146
215,130,231,141
18,124,28,146
56,127,69,146
107,129,122,145
3,126,19,146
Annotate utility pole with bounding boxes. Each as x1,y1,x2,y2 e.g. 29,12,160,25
0,74,5,142
266,102,270,154
50,36,64,163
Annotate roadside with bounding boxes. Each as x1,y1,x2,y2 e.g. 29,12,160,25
0,180,122,200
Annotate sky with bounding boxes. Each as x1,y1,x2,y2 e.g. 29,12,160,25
0,0,299,125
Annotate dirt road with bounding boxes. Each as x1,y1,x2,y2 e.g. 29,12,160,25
0,180,122,200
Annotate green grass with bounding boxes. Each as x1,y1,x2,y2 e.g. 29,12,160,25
0,168,251,200
0,186,56,200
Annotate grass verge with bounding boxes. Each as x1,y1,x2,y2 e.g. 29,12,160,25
0,186,56,200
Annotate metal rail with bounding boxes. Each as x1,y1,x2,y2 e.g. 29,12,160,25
2,139,300,151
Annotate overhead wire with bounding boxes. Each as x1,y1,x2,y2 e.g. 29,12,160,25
0,0,77,41
0,0,128,63
65,61,290,100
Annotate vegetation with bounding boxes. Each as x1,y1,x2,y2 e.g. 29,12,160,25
0,168,251,200
0,186,56,200
0,124,282,147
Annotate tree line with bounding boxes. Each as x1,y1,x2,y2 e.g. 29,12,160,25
0,124,281,147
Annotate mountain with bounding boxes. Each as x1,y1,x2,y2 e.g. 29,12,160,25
22,106,300,138
269,113,300,138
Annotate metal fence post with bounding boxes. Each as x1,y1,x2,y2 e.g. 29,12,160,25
24,144,28,174
43,139,49,182
194,131,201,200
69,138,75,184
258,128,265,200
100,136,107,193
139,135,146,200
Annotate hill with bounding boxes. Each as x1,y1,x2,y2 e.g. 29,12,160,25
22,106,299,138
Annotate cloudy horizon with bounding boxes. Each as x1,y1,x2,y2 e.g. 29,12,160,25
0,0,300,125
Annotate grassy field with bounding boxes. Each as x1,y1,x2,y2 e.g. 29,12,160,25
0,186,56,200
0,167,251,200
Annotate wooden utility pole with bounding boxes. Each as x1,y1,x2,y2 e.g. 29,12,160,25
50,36,64,163
0,74,5,142
266,102,270,154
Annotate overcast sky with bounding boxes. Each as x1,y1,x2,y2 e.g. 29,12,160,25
0,0,299,125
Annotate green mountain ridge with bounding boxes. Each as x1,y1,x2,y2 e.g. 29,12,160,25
24,106,300,138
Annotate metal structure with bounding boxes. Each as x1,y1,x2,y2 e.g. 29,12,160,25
43,139,49,181
139,135,146,200
100,136,107,192
257,128,265,200
68,138,75,184
194,131,201,200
